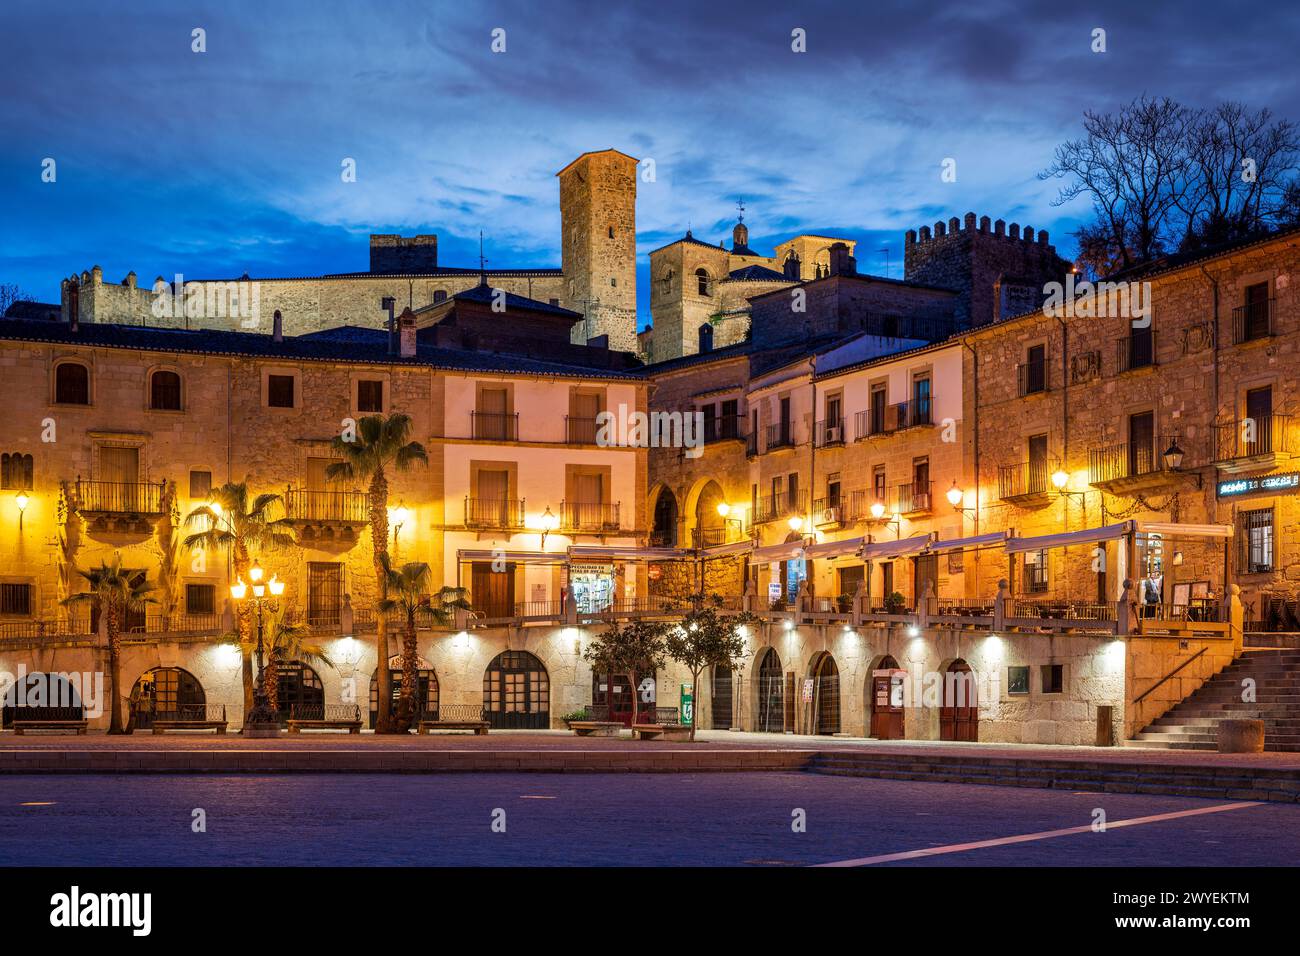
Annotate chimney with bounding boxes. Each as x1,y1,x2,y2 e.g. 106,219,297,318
272,309,283,342
382,296,397,354
828,242,856,277
398,308,418,358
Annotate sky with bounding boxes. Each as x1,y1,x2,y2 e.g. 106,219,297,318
3,0,1299,330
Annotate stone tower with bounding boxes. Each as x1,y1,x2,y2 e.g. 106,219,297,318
557,149,638,352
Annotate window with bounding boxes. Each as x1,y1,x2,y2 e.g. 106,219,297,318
1007,666,1030,696
267,374,295,408
787,473,799,511
610,277,616,287
869,384,887,434
188,470,212,499
185,583,215,616
0,583,32,616
1021,344,1047,395
911,375,932,425
54,362,89,405
1024,548,1048,592
826,472,841,507
1,453,33,490
433,290,447,303
837,564,864,598
357,379,384,413
149,370,182,410
695,268,711,296
1027,433,1049,493
873,465,886,507
660,270,674,296
1238,508,1274,574
1040,664,1064,694
608,226,615,239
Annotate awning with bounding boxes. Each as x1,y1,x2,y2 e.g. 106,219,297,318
752,541,810,563
806,536,866,559
1134,521,1232,539
699,540,755,559
456,550,566,565
864,535,935,560
568,546,690,562
922,531,1011,554
1005,522,1132,554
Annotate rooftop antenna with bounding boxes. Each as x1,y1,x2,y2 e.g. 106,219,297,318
478,231,489,286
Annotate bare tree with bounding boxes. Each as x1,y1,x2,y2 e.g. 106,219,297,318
0,283,34,316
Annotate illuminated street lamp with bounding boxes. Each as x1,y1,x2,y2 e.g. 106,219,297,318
869,501,886,520
787,515,804,533
1162,440,1185,471
716,502,731,518
539,506,559,547
945,481,964,509
1050,469,1070,490
14,492,30,531
230,559,286,736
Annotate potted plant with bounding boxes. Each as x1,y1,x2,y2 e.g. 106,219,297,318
561,708,591,728
884,591,907,614
836,593,853,613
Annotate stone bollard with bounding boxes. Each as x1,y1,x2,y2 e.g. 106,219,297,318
1217,718,1264,753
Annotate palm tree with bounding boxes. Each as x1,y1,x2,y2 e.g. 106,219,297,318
62,555,157,734
183,482,296,716
377,556,468,731
262,608,334,717
327,414,428,733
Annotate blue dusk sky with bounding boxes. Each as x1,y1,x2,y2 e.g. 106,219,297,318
2,0,1298,329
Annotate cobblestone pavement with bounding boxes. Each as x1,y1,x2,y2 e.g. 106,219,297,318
2,728,1298,770
0,772,1295,866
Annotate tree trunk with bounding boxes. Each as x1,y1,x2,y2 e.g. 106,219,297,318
629,667,639,726
690,667,701,741
370,469,394,732
106,603,124,734
234,548,254,717
264,654,279,713
396,612,418,731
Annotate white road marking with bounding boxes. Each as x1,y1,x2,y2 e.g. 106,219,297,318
814,801,1266,867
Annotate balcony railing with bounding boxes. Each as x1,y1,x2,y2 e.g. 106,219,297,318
470,411,518,441
1232,298,1274,344
565,416,600,445
854,400,931,439
1088,435,1180,484
1017,360,1049,396
1116,328,1156,372
745,431,759,457
284,489,368,523
701,415,743,444
692,526,730,547
766,422,795,450
893,480,933,515
1214,413,1296,461
562,500,620,531
814,418,846,447
754,492,798,524
464,497,525,529
997,461,1051,500
74,479,167,515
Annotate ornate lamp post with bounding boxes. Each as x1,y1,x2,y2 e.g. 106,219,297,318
230,560,286,737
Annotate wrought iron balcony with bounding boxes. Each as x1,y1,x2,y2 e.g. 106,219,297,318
754,492,797,524
997,461,1052,502
1214,413,1297,469
464,497,526,530
1088,434,1182,486
470,411,518,441
701,415,743,444
814,418,846,447
565,416,601,445
893,480,933,515
766,422,795,450
284,489,368,524
562,500,620,531
853,399,931,439
73,479,167,516
1017,360,1049,396
1232,298,1274,344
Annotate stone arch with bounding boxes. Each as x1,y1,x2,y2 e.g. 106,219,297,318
807,650,840,735
693,479,727,547
694,267,712,296
483,650,550,729
146,364,184,411
275,659,325,722
370,656,438,728
751,645,785,733
649,483,679,547
128,666,206,729
1,672,85,727
52,358,92,405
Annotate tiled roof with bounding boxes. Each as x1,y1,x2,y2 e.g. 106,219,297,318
428,281,580,320
2,300,60,321
0,319,642,380
725,264,787,282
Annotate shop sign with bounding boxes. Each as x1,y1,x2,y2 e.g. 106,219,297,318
1217,472,1300,499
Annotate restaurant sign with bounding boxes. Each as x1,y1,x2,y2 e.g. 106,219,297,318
1217,472,1300,499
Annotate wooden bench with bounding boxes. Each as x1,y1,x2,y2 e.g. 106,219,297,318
152,719,227,734
631,723,691,741
569,720,623,737
12,719,88,735
417,704,490,736
286,704,362,734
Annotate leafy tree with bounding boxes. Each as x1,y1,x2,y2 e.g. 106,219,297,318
665,596,754,740
582,618,668,726
62,555,157,734
377,556,468,731
326,413,427,733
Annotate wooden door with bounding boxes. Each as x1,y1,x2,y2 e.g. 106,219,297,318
306,563,343,626
940,660,978,741
100,446,140,510
870,672,904,739
471,560,515,618
711,664,733,729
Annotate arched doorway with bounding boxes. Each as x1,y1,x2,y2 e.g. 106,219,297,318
483,651,549,728
1,672,85,727
755,647,785,733
711,662,733,729
778,531,811,605
868,654,904,739
651,487,678,547
940,659,978,741
276,661,325,723
694,479,726,547
592,667,657,727
370,658,439,728
129,667,205,730
808,652,840,735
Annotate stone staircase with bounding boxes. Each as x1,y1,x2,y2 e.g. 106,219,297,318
1127,648,1300,752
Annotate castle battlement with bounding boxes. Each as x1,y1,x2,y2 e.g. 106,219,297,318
905,211,1052,251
